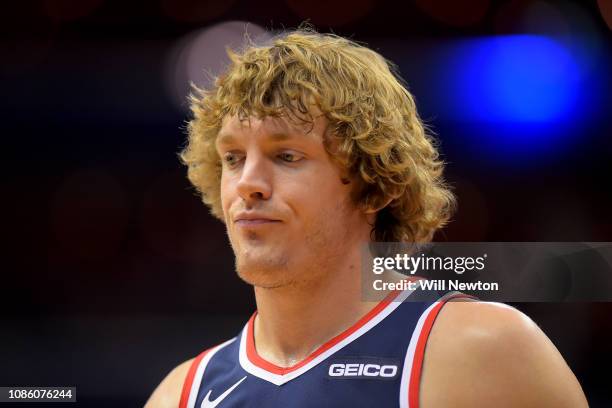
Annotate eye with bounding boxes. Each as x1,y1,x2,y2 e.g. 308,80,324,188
222,152,243,168
278,152,303,163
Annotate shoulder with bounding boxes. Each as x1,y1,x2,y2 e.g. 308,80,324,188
420,300,588,408
144,358,194,408
145,339,238,408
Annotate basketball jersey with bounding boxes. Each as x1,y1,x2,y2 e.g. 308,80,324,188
179,289,470,408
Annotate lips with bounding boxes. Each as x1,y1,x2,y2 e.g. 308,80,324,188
233,212,281,225
235,219,281,226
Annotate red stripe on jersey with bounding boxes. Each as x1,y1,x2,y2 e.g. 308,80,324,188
407,294,475,408
179,348,212,408
246,288,404,375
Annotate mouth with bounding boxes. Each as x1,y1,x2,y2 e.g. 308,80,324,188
233,212,282,228
234,218,281,226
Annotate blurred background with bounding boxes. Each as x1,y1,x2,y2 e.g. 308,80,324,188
1,0,611,406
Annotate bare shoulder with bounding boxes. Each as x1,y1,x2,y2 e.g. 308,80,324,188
420,300,588,408
144,358,194,408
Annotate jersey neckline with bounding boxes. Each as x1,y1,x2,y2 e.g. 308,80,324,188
238,286,414,385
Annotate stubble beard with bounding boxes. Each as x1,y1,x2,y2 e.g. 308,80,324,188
231,200,355,291
234,245,293,289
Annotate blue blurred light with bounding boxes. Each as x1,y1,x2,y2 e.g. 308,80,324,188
450,35,581,123
419,34,596,163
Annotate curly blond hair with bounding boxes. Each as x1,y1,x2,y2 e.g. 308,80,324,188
181,29,455,242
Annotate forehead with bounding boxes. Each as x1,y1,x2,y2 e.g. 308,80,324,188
217,114,328,146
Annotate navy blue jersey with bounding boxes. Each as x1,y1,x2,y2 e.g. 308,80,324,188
180,289,469,408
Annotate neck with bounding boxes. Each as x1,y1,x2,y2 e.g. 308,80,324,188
252,244,376,368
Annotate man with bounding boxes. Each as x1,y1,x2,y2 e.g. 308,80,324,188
146,30,588,407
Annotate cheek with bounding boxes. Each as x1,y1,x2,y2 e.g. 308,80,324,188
219,174,233,218
288,178,352,223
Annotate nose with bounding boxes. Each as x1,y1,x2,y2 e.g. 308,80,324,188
236,152,272,204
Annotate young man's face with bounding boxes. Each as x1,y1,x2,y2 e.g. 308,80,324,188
217,113,371,289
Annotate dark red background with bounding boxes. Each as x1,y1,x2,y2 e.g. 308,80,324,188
1,1,611,406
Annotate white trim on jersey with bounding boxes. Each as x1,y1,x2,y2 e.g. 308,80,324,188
399,291,467,408
238,287,415,386
186,338,237,408
398,300,439,408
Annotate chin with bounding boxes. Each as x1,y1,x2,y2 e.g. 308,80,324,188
235,253,293,289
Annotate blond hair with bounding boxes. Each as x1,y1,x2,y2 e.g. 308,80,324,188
181,29,455,242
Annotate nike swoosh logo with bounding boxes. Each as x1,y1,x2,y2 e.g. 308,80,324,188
201,376,247,408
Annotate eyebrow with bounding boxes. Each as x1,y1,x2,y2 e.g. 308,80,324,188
216,132,296,146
